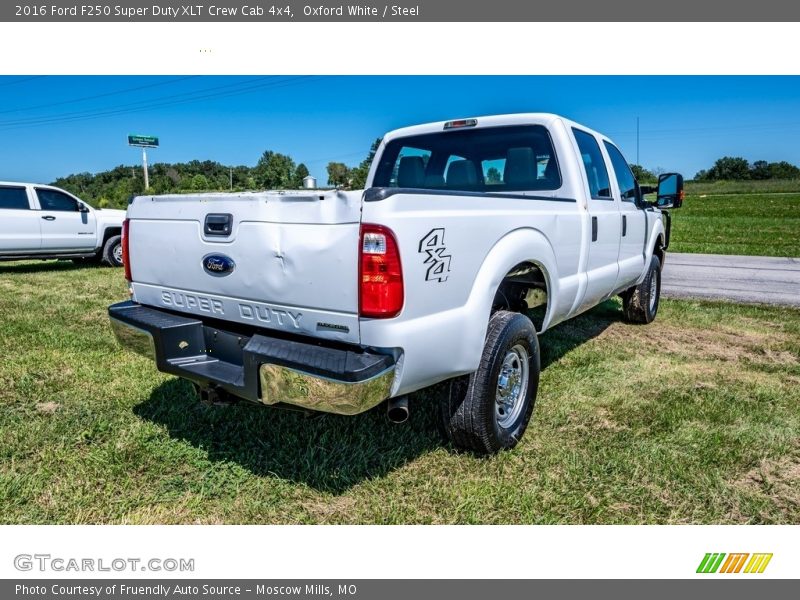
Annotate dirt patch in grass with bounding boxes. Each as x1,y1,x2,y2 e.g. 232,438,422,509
734,451,800,517
595,320,796,366
35,402,60,414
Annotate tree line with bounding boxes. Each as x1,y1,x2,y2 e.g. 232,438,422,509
694,157,800,181
628,159,799,183
52,138,382,210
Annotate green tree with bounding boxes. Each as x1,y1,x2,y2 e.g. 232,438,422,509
750,160,771,180
190,174,209,190
768,161,800,180
486,167,502,184
629,164,656,182
706,156,751,180
327,161,350,187
349,138,382,189
293,163,310,188
253,150,296,189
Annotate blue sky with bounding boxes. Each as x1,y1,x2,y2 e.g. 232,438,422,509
1,75,799,183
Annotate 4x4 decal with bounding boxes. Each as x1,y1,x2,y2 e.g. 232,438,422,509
418,228,452,282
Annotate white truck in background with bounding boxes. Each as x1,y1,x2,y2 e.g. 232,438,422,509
109,113,684,454
0,182,126,266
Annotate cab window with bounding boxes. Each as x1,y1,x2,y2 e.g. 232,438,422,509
573,128,612,199
36,188,80,212
373,125,562,193
604,141,637,202
0,186,30,210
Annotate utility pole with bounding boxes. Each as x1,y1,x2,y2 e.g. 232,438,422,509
229,167,233,190
636,117,640,165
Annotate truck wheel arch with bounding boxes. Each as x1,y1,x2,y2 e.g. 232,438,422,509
100,226,122,248
465,228,557,338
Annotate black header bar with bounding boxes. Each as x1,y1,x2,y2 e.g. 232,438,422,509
4,0,800,22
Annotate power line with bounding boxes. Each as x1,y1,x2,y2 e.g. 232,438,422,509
0,76,198,115
0,76,47,88
0,77,320,130
0,76,281,126
609,120,800,137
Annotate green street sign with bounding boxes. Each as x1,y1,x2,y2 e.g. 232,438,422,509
128,134,159,147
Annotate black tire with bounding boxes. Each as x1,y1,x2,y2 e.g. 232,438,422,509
622,255,661,324
101,235,123,267
439,310,540,455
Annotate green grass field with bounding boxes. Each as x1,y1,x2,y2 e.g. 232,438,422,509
1,262,798,524
668,191,800,257
684,179,800,196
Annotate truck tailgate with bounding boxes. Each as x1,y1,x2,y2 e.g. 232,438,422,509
126,190,362,344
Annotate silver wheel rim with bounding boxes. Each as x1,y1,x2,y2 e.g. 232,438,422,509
495,344,529,429
113,243,123,264
648,270,658,312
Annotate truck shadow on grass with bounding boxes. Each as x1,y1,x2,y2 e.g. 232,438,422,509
0,259,100,275
133,300,623,493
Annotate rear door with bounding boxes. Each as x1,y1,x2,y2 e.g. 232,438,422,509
604,141,647,290
0,185,40,252
572,128,621,312
35,187,96,251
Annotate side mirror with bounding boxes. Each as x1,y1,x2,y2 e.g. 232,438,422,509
78,203,90,213
656,173,684,209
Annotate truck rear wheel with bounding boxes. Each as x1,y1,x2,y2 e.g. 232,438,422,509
439,310,540,455
622,255,661,324
101,235,123,267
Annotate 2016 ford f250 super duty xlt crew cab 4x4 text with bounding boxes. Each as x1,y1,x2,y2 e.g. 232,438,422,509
0,182,126,266
109,114,684,454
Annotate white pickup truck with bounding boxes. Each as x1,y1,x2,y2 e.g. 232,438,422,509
109,113,684,454
0,181,126,266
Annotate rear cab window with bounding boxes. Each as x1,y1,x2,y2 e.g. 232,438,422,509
0,186,31,210
373,125,562,193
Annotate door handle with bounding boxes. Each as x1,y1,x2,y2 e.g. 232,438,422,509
591,216,598,242
41,215,56,221
622,214,627,237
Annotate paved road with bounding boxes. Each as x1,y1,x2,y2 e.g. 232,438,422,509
662,253,800,306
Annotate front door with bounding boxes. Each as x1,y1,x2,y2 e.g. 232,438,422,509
35,188,96,251
604,141,647,291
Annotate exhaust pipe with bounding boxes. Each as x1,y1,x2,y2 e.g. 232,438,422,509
387,395,409,424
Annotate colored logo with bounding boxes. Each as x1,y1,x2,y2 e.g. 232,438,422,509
202,254,235,277
696,553,773,574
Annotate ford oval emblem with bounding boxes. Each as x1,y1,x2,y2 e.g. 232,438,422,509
203,254,235,277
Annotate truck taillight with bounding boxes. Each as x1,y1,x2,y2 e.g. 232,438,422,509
122,218,131,281
359,224,403,318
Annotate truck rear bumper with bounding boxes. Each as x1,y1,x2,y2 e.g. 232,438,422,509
108,301,396,415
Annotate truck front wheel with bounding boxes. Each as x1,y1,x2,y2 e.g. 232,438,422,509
101,235,123,267
439,310,540,455
622,255,661,324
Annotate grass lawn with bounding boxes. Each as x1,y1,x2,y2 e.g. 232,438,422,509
1,261,799,524
668,192,800,257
